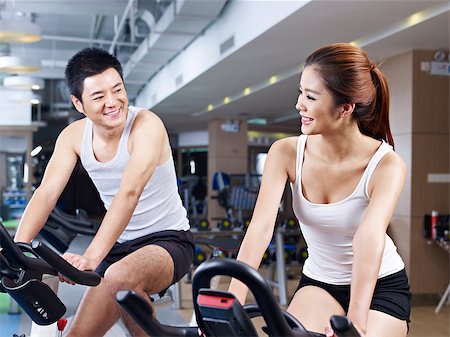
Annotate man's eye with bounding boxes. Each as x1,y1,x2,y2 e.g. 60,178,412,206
93,96,103,101
114,88,122,93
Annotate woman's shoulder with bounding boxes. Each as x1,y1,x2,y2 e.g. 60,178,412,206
271,136,299,151
268,136,299,162
370,146,406,190
378,149,406,171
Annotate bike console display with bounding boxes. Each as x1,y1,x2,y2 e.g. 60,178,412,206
197,289,258,337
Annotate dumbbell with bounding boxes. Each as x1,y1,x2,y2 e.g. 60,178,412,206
218,219,233,231
283,218,298,230
197,219,210,231
194,246,207,266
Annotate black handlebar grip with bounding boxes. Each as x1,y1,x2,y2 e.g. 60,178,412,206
31,241,101,286
330,316,360,337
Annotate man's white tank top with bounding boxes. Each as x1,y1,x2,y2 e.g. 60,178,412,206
80,106,189,243
290,135,404,285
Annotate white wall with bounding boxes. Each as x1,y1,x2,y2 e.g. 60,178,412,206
0,88,33,125
178,130,209,147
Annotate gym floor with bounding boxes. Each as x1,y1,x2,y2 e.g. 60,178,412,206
1,235,448,337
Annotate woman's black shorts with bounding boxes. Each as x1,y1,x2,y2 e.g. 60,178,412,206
96,230,195,285
296,269,412,323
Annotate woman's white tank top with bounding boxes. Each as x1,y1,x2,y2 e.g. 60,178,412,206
290,135,404,284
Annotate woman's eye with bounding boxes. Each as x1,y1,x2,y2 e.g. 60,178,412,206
307,95,315,101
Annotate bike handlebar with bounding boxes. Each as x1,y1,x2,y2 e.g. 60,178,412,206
192,258,304,337
31,241,101,286
1,222,100,286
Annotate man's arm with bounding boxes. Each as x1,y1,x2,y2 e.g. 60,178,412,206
78,111,167,271
347,152,407,335
14,124,80,243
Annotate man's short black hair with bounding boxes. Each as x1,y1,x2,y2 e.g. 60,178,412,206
65,47,124,102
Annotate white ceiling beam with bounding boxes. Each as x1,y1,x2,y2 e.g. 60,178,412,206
42,35,140,48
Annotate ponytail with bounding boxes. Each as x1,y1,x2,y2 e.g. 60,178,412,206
368,66,394,147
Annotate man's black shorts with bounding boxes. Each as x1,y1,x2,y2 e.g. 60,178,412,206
96,230,195,285
296,269,412,323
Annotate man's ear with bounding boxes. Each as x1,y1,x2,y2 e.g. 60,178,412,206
341,102,355,117
71,95,85,115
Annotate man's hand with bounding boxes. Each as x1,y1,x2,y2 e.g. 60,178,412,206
59,252,97,284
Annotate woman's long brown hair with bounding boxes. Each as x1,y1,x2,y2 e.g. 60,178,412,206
304,43,394,146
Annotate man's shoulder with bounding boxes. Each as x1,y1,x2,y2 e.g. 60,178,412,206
132,108,165,129
63,117,86,135
58,118,87,150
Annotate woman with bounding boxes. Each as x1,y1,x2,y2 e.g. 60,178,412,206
228,43,411,337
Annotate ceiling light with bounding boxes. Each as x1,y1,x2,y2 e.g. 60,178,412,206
30,97,40,104
6,89,41,104
0,55,40,73
31,145,42,157
0,18,41,43
4,75,44,89
269,76,278,84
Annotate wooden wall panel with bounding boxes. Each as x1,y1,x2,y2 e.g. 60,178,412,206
412,50,450,134
410,50,450,295
411,134,450,216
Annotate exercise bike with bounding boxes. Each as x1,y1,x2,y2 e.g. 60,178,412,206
0,222,100,337
117,258,361,337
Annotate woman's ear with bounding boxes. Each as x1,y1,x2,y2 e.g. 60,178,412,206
341,102,355,117
71,95,85,115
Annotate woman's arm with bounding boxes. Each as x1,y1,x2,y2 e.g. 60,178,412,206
347,152,406,335
228,138,296,304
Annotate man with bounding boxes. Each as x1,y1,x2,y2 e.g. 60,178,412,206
14,47,194,336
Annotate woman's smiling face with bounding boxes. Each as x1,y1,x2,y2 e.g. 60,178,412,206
295,66,342,135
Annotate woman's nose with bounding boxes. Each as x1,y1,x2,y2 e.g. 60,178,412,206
295,96,305,112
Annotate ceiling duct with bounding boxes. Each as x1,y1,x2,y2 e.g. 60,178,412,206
123,0,228,99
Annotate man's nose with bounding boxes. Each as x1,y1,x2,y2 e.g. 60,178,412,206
105,93,117,106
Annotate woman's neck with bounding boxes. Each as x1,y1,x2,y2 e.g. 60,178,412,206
312,126,368,163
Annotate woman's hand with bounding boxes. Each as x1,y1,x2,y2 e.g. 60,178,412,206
324,321,366,337
324,326,336,337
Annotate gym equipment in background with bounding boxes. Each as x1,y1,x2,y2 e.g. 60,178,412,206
38,207,99,253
